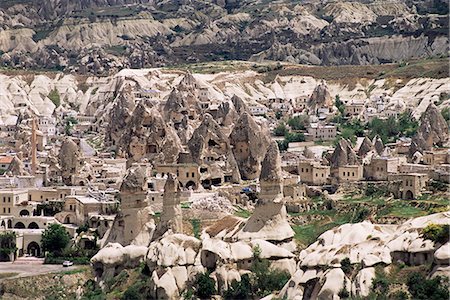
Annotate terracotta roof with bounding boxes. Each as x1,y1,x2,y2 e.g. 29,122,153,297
0,156,13,164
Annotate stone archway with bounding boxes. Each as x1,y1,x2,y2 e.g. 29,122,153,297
185,181,196,190
28,222,39,229
27,242,41,257
14,222,25,229
405,190,414,200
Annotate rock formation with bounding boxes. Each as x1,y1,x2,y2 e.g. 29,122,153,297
59,138,83,185
308,81,333,111
117,101,182,164
410,103,449,154
106,167,155,246
105,84,135,146
373,135,385,155
303,146,315,159
7,156,29,176
230,112,270,180
358,137,374,157
329,139,359,168
153,174,183,239
188,114,240,185
236,141,294,242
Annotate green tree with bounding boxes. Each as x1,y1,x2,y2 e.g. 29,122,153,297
42,223,70,255
407,273,449,300
441,107,450,126
335,95,345,115
273,123,288,136
195,273,216,299
287,115,310,130
340,258,352,275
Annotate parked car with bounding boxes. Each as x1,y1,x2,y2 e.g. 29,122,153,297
62,261,73,267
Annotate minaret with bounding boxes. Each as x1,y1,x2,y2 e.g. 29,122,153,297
31,118,37,175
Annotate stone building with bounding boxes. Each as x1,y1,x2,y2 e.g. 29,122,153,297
399,173,428,200
155,163,199,190
336,165,363,182
423,149,449,166
306,123,336,141
364,157,406,181
344,101,364,117
298,161,330,185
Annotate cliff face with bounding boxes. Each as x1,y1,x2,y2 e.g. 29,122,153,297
0,0,447,73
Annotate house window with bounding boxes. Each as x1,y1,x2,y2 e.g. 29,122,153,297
352,172,355,177
192,172,195,178
7,208,10,213
186,172,189,178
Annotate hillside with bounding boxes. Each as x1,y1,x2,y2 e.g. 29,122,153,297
0,0,447,74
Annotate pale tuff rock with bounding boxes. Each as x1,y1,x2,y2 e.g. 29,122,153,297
119,166,146,193
231,95,250,116
308,81,333,111
153,174,183,239
59,138,83,185
351,267,376,298
316,268,351,300
357,137,374,157
188,113,240,183
303,146,316,159
117,101,182,163
105,84,135,146
329,139,359,168
373,135,385,155
215,101,239,129
7,156,29,176
91,243,147,283
410,103,449,154
230,112,270,180
236,141,294,242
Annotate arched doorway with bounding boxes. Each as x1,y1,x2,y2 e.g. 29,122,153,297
27,242,41,257
64,215,75,224
0,221,5,228
405,190,414,200
7,220,12,228
185,181,196,190
14,222,25,229
28,222,39,229
19,210,30,217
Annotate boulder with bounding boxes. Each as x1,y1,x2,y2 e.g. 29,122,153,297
351,267,375,298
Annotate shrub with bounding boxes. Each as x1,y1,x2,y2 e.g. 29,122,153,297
122,282,143,300
224,274,252,299
190,219,201,239
371,268,390,296
195,273,216,299
48,89,61,107
422,223,449,244
284,132,305,143
407,272,449,300
274,123,288,136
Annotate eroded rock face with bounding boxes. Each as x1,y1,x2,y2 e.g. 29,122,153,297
188,114,240,184
119,166,146,193
410,103,449,154
358,137,374,157
329,139,358,168
153,174,183,239
59,138,83,185
236,141,294,242
105,84,135,146
117,101,182,164
7,156,29,176
373,135,385,155
308,81,333,111
230,112,270,180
